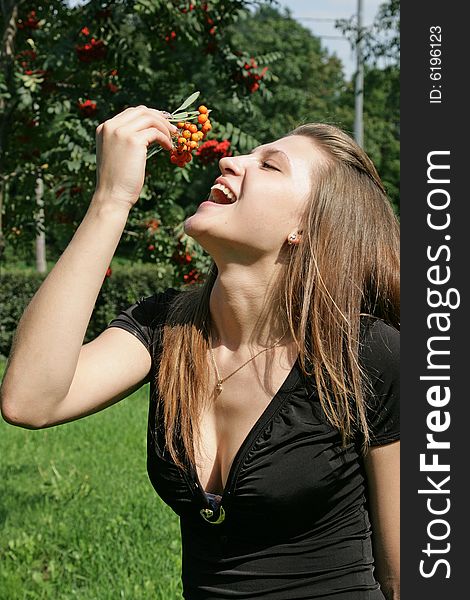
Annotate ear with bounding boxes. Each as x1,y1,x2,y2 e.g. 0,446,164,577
287,231,302,246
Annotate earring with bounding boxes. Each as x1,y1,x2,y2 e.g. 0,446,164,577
287,233,298,246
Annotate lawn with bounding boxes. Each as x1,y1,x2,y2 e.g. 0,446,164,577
0,359,183,600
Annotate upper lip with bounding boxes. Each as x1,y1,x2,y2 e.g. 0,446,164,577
213,177,238,202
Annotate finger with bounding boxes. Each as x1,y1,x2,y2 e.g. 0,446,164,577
101,105,145,128
135,127,175,152
112,110,178,144
147,108,179,135
143,108,179,134
105,105,177,134
115,114,176,147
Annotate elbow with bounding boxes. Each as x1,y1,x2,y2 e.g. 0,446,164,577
1,396,48,430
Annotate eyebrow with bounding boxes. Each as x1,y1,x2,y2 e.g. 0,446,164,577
250,147,291,169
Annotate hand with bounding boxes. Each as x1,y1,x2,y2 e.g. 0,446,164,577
94,105,178,211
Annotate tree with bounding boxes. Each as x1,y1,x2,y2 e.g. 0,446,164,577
223,2,399,212
227,4,351,141
177,3,354,224
0,0,277,280
1,0,399,278
337,0,400,212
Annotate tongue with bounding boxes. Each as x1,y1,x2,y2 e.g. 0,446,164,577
211,188,232,204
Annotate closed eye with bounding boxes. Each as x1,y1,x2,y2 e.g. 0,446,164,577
261,161,280,171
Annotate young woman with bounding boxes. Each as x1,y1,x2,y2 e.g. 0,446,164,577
1,106,400,599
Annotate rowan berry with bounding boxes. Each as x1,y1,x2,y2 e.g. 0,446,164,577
165,99,213,168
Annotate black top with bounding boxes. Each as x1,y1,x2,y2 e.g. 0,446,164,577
107,288,400,600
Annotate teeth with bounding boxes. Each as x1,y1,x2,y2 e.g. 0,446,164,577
210,183,236,203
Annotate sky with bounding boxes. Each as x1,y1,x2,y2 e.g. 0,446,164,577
276,0,383,79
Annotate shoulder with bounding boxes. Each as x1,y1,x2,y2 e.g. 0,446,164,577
132,287,185,325
358,318,400,445
359,317,400,382
106,287,185,348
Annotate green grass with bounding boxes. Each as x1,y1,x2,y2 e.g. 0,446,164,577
0,360,183,600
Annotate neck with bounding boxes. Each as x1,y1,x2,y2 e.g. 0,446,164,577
208,259,289,350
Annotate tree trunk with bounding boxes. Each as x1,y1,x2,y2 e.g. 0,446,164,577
0,2,19,263
35,175,46,273
0,179,4,262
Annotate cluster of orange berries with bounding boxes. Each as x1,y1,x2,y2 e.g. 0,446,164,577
170,105,212,168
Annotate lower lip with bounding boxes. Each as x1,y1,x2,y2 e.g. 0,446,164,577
198,200,233,208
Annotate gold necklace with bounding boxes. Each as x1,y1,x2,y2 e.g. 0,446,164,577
209,329,288,394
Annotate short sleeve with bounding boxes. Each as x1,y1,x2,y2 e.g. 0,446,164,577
105,287,181,354
359,319,400,446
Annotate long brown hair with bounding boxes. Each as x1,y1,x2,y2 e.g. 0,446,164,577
157,123,400,469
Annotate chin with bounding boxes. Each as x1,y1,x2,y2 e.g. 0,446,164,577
183,217,228,259
183,214,200,238
184,216,214,248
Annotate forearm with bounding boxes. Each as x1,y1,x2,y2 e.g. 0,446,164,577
0,195,129,422
375,566,400,600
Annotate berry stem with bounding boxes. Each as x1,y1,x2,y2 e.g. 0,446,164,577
146,92,211,162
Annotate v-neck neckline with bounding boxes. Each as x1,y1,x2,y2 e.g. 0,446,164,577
184,356,301,508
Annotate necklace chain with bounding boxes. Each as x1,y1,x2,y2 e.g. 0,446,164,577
209,329,288,394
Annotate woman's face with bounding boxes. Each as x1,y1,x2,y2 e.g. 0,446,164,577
184,135,323,261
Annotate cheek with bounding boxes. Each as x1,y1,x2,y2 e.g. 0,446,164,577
235,205,298,247
242,191,305,229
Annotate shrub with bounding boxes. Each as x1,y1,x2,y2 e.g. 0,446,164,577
0,263,176,359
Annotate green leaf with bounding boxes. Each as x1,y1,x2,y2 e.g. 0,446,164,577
225,122,234,138
181,168,190,183
146,146,163,160
170,111,189,121
239,131,247,152
173,91,200,115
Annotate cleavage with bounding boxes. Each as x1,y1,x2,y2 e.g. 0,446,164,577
193,346,298,494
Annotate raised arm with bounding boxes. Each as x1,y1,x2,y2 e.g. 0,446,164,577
1,106,177,428
364,440,400,600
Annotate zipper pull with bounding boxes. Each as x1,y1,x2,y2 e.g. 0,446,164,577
200,505,226,524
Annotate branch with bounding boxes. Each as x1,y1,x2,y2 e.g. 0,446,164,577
1,2,18,64
0,2,18,170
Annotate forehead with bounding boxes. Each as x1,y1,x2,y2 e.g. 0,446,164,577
253,135,319,171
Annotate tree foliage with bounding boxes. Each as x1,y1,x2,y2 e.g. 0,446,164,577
0,0,400,279
1,0,280,279
336,0,400,212
227,4,351,141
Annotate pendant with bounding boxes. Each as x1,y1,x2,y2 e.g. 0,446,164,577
215,382,223,394
200,505,226,524
200,508,214,519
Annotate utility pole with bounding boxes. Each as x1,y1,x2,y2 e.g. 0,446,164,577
35,173,47,274
354,0,364,147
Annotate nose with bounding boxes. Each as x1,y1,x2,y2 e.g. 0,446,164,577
218,155,245,176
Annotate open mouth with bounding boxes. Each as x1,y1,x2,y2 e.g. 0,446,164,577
208,183,237,204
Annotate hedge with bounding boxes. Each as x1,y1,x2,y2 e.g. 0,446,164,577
0,263,177,360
